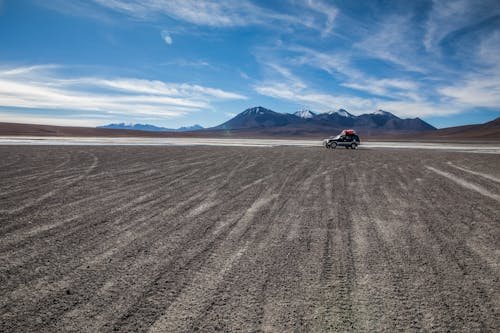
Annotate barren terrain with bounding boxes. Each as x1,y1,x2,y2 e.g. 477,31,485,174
0,146,499,332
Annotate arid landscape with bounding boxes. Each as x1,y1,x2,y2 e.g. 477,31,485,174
1,145,499,332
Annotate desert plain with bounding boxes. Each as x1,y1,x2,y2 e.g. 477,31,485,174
0,145,499,332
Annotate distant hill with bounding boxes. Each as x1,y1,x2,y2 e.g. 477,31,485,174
211,106,436,136
0,122,205,137
97,123,203,132
414,117,500,140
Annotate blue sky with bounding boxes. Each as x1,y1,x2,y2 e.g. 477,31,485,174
0,0,499,128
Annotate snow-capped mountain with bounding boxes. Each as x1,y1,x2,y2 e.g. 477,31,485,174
321,109,355,117
294,109,316,119
335,109,355,117
371,109,397,117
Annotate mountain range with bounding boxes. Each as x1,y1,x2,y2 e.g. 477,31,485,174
98,106,435,136
1,115,499,139
97,123,203,132
212,106,435,135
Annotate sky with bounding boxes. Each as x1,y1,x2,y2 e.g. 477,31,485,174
0,0,500,129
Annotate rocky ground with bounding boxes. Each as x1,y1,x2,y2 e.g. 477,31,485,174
0,145,498,332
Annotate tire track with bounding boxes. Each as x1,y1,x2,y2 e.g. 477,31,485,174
1,152,98,215
426,166,500,202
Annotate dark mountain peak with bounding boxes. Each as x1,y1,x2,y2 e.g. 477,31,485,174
371,109,398,118
294,109,316,119
322,109,355,118
241,106,275,116
336,109,355,117
213,106,296,130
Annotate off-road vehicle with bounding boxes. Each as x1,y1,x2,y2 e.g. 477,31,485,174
323,129,360,149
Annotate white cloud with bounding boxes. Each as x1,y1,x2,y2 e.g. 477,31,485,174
342,79,421,101
439,77,500,108
161,30,172,45
0,64,60,76
0,65,247,120
376,101,458,118
303,0,338,36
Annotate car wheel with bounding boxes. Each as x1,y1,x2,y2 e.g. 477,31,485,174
330,142,337,149
351,143,357,149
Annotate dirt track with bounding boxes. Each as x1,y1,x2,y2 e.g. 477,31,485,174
0,146,499,332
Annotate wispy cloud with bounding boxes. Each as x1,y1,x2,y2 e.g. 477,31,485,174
300,0,338,36
424,0,500,54
255,81,376,114
35,0,115,23
0,65,246,120
354,15,429,74
0,64,61,76
285,45,362,79
89,0,338,34
239,71,250,80
341,79,421,101
161,59,212,68
254,63,375,114
435,19,500,110
439,77,500,108
254,60,466,118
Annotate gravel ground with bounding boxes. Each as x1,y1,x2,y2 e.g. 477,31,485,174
0,145,499,332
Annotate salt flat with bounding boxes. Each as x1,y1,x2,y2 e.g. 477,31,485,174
1,136,500,153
